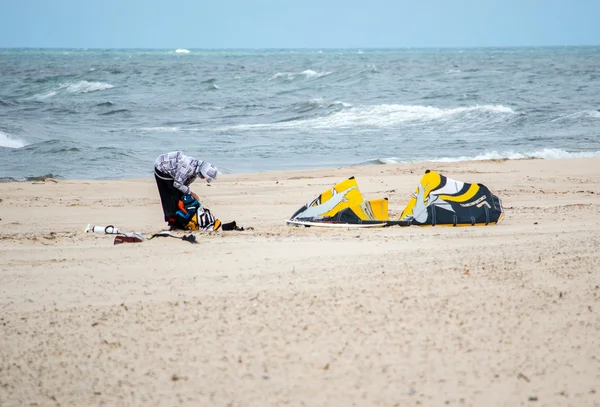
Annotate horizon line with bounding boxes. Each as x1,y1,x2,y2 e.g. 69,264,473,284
1,44,599,51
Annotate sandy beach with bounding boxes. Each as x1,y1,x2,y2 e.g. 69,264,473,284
1,157,599,406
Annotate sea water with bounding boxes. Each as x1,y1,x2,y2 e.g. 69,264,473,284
1,47,599,180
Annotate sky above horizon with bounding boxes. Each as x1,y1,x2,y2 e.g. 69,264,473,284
1,0,599,49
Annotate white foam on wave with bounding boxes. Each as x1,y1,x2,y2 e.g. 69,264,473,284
27,91,57,100
302,69,329,78
27,81,114,99
433,148,600,162
222,104,515,131
139,126,181,132
0,130,27,148
361,157,401,165
269,69,332,81
551,110,600,122
362,148,600,165
175,49,191,54
66,81,114,93
300,98,353,109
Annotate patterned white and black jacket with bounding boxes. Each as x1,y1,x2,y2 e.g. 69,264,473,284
154,151,200,195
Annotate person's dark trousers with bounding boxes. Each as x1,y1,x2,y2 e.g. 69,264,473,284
154,168,183,222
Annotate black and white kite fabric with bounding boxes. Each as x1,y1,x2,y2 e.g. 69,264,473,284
397,169,504,226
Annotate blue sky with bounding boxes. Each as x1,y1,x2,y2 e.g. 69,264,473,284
1,0,599,48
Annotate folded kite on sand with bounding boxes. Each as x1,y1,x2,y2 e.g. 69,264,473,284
286,170,504,228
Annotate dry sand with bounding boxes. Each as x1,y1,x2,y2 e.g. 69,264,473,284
1,158,599,406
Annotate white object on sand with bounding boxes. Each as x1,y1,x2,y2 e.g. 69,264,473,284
85,224,121,234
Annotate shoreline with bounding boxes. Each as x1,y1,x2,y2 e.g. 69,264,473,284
0,155,595,184
1,157,599,406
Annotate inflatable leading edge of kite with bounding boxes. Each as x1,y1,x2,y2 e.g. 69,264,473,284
286,170,504,228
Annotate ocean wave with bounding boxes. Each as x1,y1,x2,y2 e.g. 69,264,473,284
290,98,352,114
100,108,130,116
221,104,516,131
139,126,180,132
26,90,57,100
26,80,114,100
358,148,600,165
17,139,81,154
88,146,136,160
358,157,403,165
18,139,133,158
66,80,114,93
43,106,79,114
270,98,353,123
433,148,600,161
269,69,332,81
31,73,79,84
175,49,191,54
0,173,60,183
550,110,600,122
0,130,27,148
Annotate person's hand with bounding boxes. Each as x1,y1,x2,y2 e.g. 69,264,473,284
190,191,200,201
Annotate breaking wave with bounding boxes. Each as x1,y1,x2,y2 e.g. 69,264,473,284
66,81,114,93
27,81,114,100
0,130,27,148
175,49,191,54
222,104,516,130
550,110,600,122
139,126,180,132
269,69,332,81
291,98,352,112
432,148,600,162
26,90,57,100
360,148,600,165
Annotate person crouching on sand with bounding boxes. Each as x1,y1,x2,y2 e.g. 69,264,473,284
153,151,218,229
